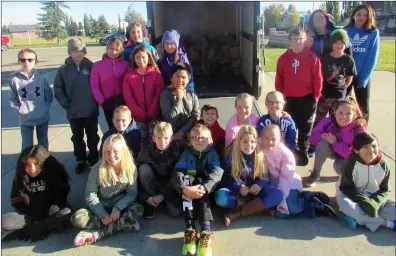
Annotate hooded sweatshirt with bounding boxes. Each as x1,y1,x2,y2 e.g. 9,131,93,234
10,156,70,219
90,54,129,111
99,119,141,159
160,86,200,134
8,70,53,126
122,40,159,63
339,152,390,217
344,26,380,88
54,57,98,120
122,66,164,123
275,48,323,100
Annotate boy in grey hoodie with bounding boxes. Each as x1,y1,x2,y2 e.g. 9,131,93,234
54,38,99,173
9,49,53,151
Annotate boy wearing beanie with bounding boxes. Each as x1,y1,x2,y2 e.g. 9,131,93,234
54,38,100,173
313,29,357,127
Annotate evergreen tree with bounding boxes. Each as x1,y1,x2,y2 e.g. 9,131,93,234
83,13,91,37
37,1,70,44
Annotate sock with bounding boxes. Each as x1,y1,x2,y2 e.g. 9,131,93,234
201,221,211,232
386,220,395,229
185,219,195,230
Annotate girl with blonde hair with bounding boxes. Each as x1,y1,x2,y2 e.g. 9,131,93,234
71,134,143,247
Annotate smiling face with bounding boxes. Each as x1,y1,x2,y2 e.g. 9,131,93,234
25,157,42,178
202,109,218,127
353,8,368,28
265,93,284,116
190,129,210,152
113,112,131,132
70,50,85,64
260,128,280,151
164,40,177,54
134,50,149,69
130,25,142,42
105,141,123,168
107,42,121,59
354,139,379,164
19,51,37,72
290,35,306,53
171,69,189,89
153,130,173,151
312,11,327,29
335,104,354,127
332,40,346,54
239,134,257,155
235,98,252,120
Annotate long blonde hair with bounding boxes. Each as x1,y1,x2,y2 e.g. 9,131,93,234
227,125,266,181
98,134,137,187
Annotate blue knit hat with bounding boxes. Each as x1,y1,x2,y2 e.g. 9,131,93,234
162,30,180,48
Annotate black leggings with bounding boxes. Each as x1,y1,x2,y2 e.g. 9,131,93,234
346,78,370,123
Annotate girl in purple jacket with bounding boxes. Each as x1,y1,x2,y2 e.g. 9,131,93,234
304,97,367,187
90,38,129,129
158,30,194,92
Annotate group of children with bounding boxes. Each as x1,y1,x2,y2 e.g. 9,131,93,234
4,18,394,256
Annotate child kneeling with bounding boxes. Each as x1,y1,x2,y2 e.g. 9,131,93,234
71,134,144,247
172,124,223,256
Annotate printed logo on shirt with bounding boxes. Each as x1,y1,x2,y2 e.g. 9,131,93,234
24,175,47,193
82,69,90,76
326,63,344,84
20,85,42,99
350,33,368,52
292,59,299,74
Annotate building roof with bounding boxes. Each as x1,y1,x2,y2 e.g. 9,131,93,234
8,25,38,33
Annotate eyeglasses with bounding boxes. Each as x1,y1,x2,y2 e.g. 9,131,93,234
266,100,283,105
19,58,35,63
190,136,209,142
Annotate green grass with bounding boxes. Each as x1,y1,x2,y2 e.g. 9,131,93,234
10,36,99,48
262,40,395,72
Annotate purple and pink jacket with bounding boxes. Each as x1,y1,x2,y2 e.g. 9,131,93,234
310,115,367,159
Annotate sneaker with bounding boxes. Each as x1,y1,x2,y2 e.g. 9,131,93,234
197,231,212,256
343,215,357,229
310,192,330,204
182,228,197,256
144,204,155,219
303,171,320,187
312,197,336,218
75,161,86,174
73,230,101,247
121,219,140,231
308,145,316,158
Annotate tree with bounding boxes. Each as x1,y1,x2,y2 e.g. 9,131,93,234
287,4,297,12
37,1,70,44
319,2,326,11
83,13,91,37
97,14,110,34
124,4,144,25
89,15,101,40
78,22,84,36
71,21,79,36
288,8,301,29
64,14,71,36
325,1,341,23
2,24,9,34
341,1,361,20
118,13,122,30
263,3,285,33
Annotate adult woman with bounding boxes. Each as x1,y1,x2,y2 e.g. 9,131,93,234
344,4,379,122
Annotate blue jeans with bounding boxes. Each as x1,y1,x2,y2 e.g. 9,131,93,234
274,190,315,218
20,122,49,151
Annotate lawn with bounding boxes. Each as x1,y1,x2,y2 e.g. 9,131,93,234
262,40,395,72
10,36,99,48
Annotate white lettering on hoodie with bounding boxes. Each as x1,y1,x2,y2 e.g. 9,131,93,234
292,59,300,74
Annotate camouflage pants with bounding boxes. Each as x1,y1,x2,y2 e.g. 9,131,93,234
70,204,144,238
313,97,337,127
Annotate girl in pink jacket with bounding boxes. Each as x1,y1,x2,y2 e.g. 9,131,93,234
123,45,164,141
90,38,129,129
260,124,335,218
304,97,367,187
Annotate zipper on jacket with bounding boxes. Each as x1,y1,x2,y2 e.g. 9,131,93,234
142,74,148,123
112,59,117,108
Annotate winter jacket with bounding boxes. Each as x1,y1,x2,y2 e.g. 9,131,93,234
99,119,141,159
54,57,98,120
160,86,200,134
10,156,70,219
256,114,297,151
310,115,367,159
85,162,138,217
158,46,195,91
339,152,390,217
263,142,303,214
122,40,159,63
90,54,129,111
198,119,225,157
122,66,164,123
275,48,323,100
344,26,380,88
172,144,223,194
8,70,53,126
225,114,259,146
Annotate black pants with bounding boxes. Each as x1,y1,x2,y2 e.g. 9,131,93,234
285,94,317,153
69,116,100,162
104,109,114,131
2,210,71,241
346,78,370,123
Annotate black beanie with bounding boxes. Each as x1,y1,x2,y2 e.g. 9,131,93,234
352,132,377,151
330,29,350,46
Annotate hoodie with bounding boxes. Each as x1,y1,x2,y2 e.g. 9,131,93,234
122,40,159,63
158,46,195,91
90,54,129,111
198,119,225,157
10,156,70,219
99,119,141,159
122,66,164,123
160,86,200,134
8,70,53,126
339,152,390,217
344,26,380,88
172,144,223,194
54,57,98,120
310,115,367,159
275,48,323,100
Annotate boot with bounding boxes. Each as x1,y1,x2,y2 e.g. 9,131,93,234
241,197,268,217
224,208,241,227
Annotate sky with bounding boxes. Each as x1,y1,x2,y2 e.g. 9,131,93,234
1,1,324,26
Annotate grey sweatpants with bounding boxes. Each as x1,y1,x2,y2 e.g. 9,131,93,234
336,182,396,232
313,140,344,176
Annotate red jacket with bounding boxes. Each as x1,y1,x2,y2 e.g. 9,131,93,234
275,48,322,100
198,119,225,156
122,66,164,123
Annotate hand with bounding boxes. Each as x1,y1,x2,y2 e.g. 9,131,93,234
111,207,121,221
281,111,291,118
146,197,158,207
21,192,30,205
183,185,205,199
175,88,184,100
101,215,113,225
249,184,262,195
173,131,184,140
239,186,249,196
322,133,336,144
182,194,194,202
152,195,165,206
197,185,207,194
48,205,60,215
